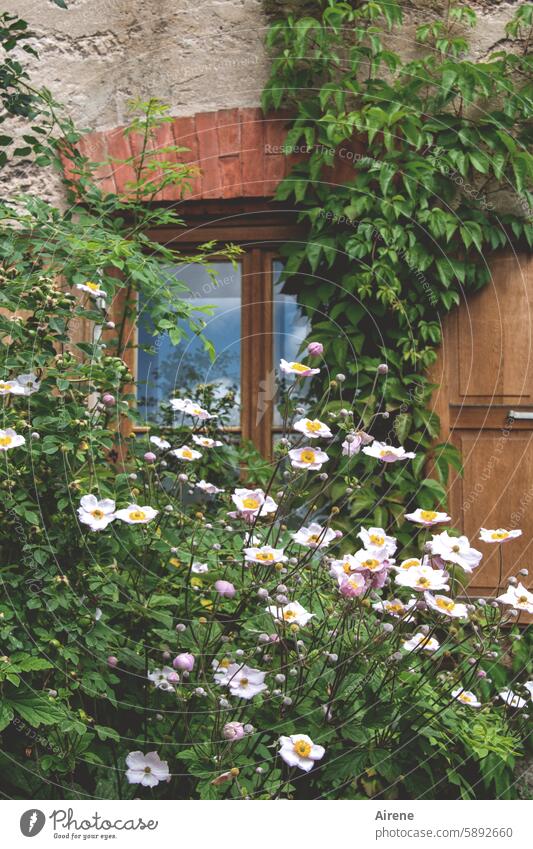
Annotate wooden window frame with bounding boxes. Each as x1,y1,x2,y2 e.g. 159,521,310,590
115,200,305,455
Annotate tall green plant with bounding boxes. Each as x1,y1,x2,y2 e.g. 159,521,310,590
262,0,533,534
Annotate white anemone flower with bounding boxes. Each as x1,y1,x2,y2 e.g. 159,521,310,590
496,583,533,614
523,681,533,700
341,430,373,456
329,554,358,578
392,556,426,573
424,592,468,619
243,545,287,564
395,564,448,592
405,508,451,526
78,495,116,531
278,734,325,772
147,667,176,692
293,418,332,439
192,434,223,448
499,689,527,709
171,445,202,461
452,688,481,708
0,428,25,451
227,665,267,700
267,601,314,627
350,549,390,573
150,436,171,451
125,751,170,787
428,531,482,573
479,528,522,543
279,358,320,377
191,562,208,573
372,597,417,620
76,281,107,298
196,479,224,495
212,658,239,685
362,441,416,462
114,504,158,525
291,523,337,548
169,397,216,420
0,380,24,396
357,526,397,557
288,445,329,470
231,488,277,518
403,632,440,653
15,373,40,395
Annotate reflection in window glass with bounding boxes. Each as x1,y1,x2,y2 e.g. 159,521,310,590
137,262,241,424
273,260,311,426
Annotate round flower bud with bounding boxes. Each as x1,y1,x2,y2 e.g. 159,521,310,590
194,687,206,696
215,580,236,598
144,451,156,463
175,623,187,633
102,393,116,407
173,652,195,672
167,671,180,684
257,588,269,600
275,673,286,683
336,373,346,382
106,320,116,329
518,568,529,576
377,363,388,374
282,696,293,706
31,431,40,440
162,651,171,660
107,655,118,668
129,473,137,481
381,622,394,633
307,341,324,356
223,721,245,741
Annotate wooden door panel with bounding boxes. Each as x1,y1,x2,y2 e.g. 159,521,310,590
449,430,533,596
433,252,533,600
451,254,533,405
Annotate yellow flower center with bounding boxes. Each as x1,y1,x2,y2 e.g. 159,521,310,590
256,552,274,561
91,509,104,519
436,598,455,612
293,740,312,757
308,534,320,543
129,510,146,521
421,510,438,521
306,420,322,432
343,562,352,574
169,557,181,568
85,281,100,291
301,450,316,463
363,559,380,570
518,595,528,604
191,407,202,416
417,577,431,588
402,559,419,570
369,534,384,546
388,602,404,613
0,383,11,391
0,436,12,446
291,362,308,373
459,693,471,703
380,449,390,457
220,658,231,669
239,678,249,688
182,449,193,459
242,497,260,509
452,545,460,553
283,609,297,620
491,531,509,540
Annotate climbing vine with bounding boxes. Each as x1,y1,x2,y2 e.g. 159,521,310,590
262,0,533,537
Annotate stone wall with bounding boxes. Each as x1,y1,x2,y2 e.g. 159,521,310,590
0,0,524,203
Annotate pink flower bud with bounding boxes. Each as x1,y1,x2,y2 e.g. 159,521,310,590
215,580,236,598
307,341,324,357
223,721,245,741
377,363,388,374
144,451,157,463
107,655,118,668
167,671,180,684
173,652,195,672
106,321,115,329
102,393,116,406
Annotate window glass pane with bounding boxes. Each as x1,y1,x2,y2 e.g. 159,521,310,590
273,260,311,426
137,262,241,425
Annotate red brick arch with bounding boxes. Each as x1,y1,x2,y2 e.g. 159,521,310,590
64,107,362,200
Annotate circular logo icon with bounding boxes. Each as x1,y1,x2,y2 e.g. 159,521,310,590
20,809,46,837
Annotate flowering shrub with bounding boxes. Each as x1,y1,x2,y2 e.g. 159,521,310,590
0,7,531,802
0,311,531,798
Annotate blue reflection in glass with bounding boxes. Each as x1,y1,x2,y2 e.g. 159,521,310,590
137,262,241,424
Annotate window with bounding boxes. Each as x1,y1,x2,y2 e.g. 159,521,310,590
134,207,309,454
